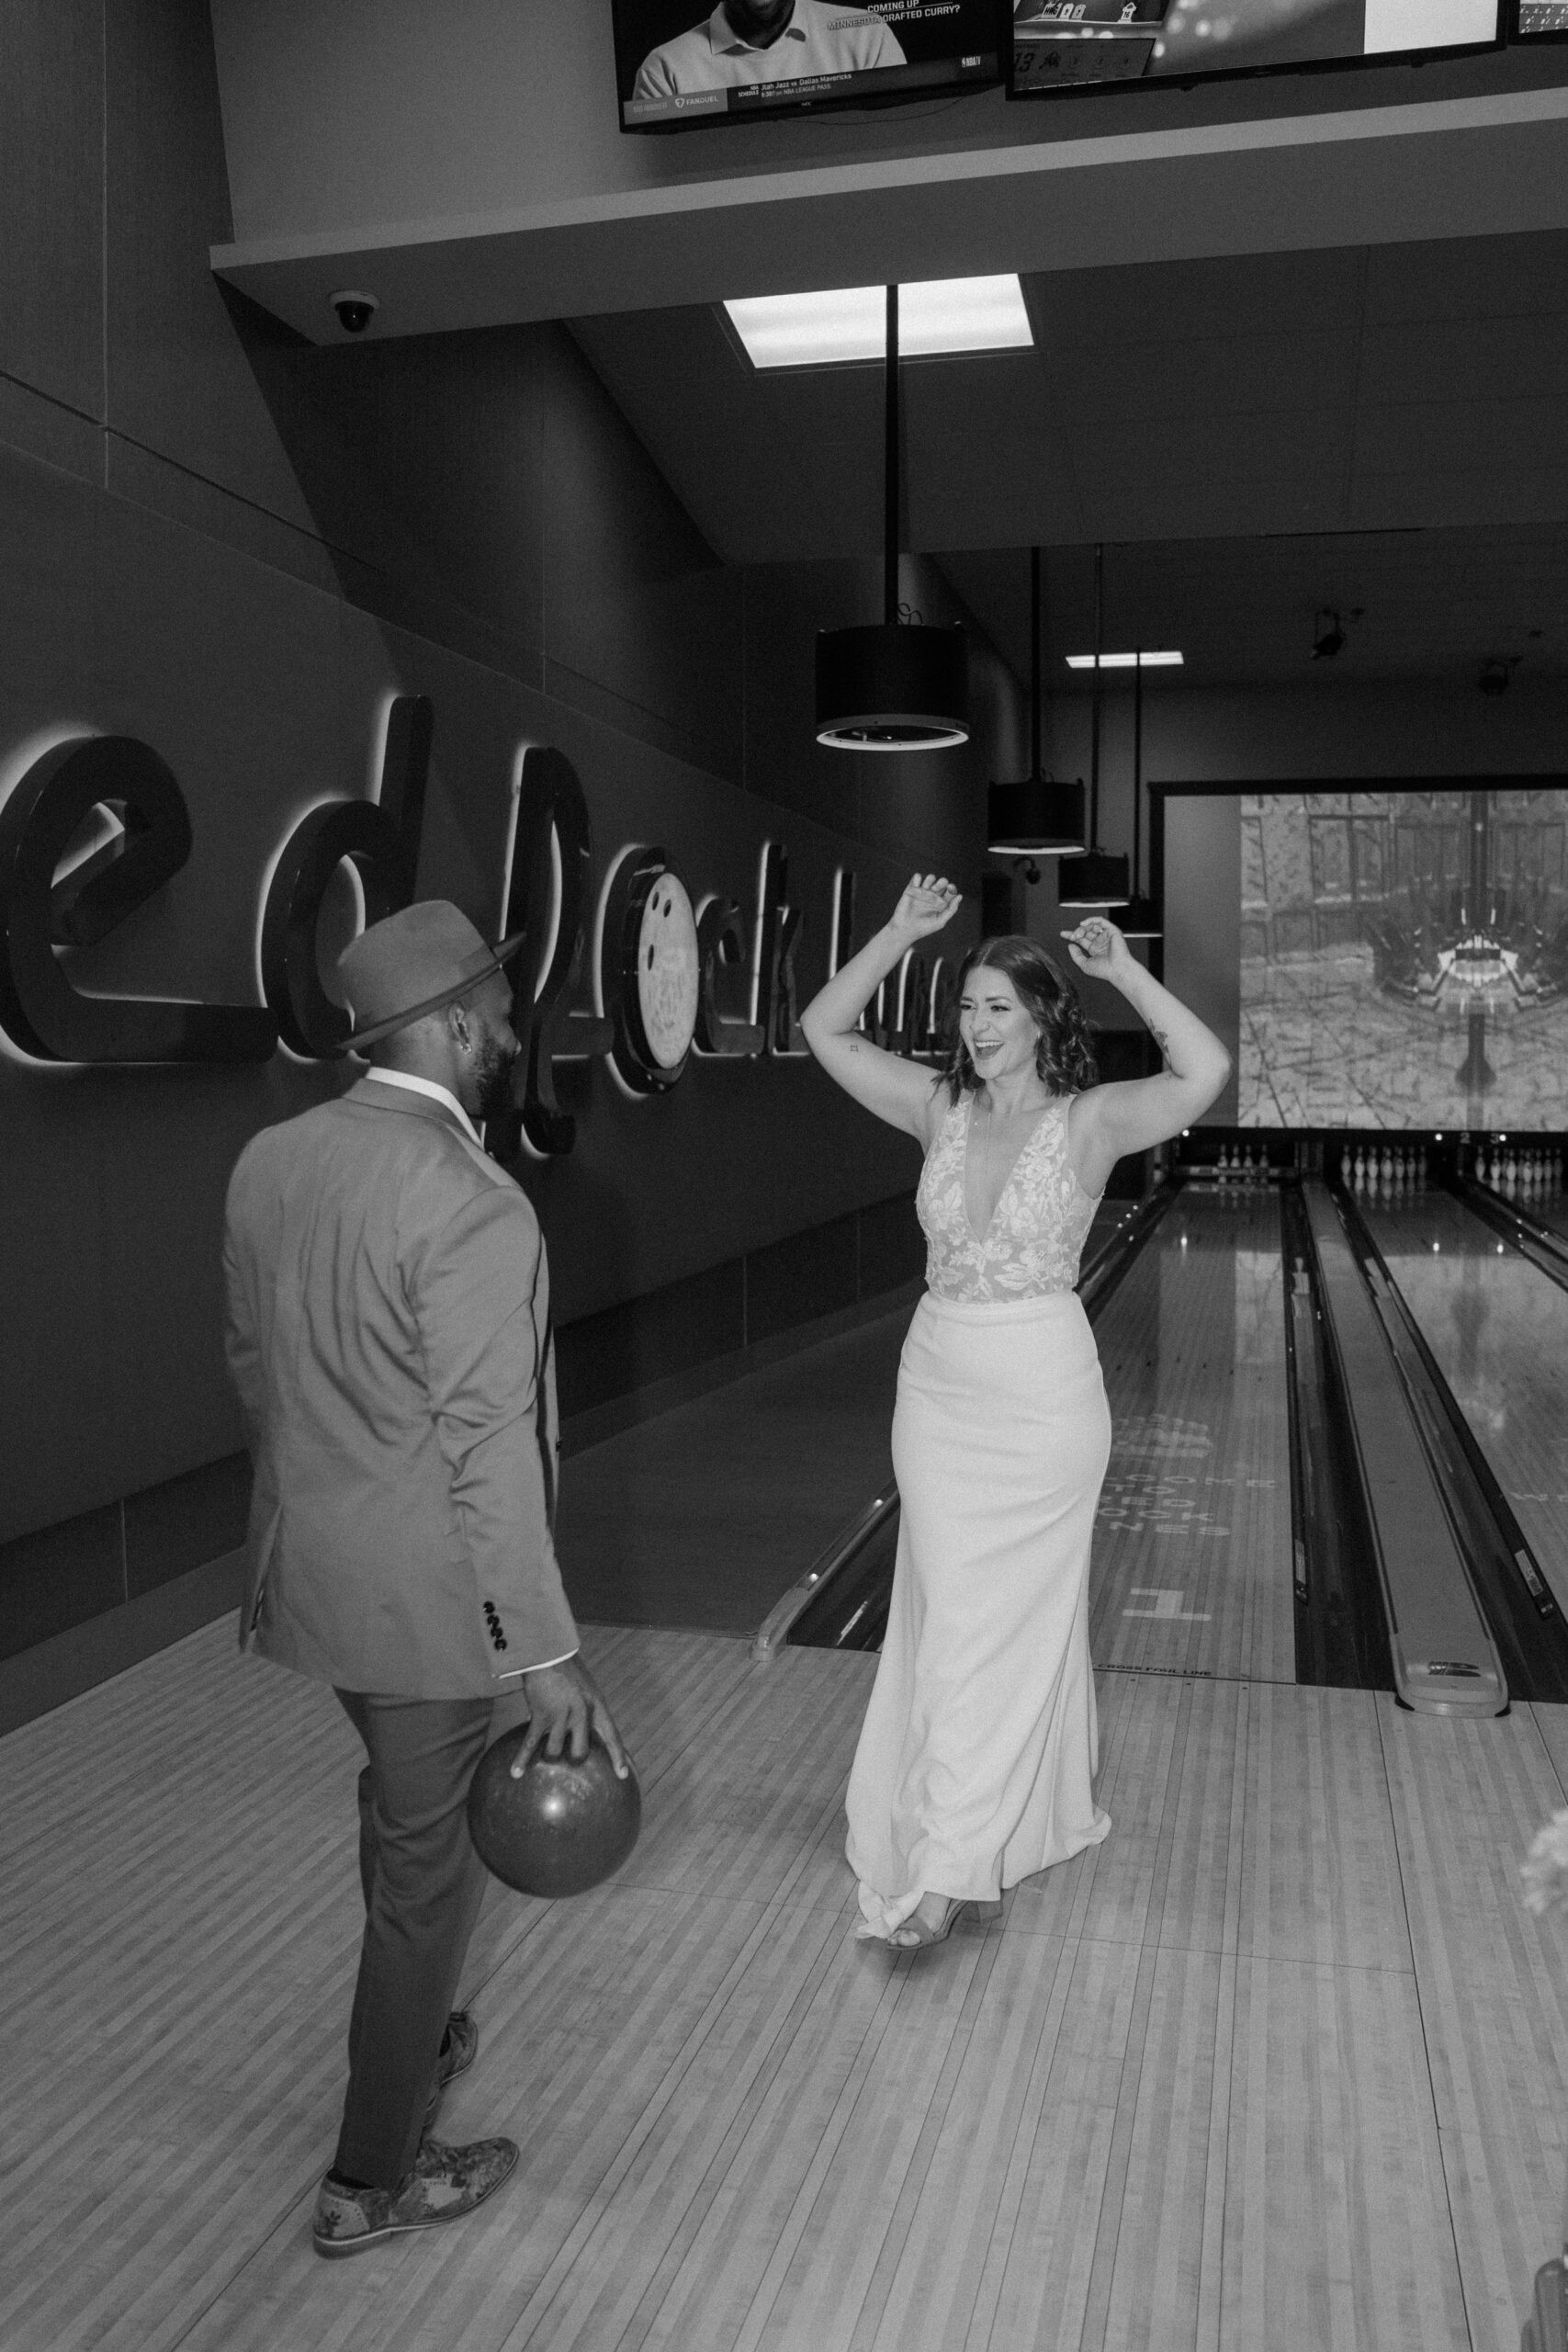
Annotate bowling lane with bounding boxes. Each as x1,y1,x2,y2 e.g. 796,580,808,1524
1358,1187,1568,1616
1089,1183,1295,1683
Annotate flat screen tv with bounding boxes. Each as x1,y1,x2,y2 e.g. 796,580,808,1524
614,0,1001,130
1007,0,1499,96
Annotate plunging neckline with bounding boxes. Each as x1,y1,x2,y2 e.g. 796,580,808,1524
962,1095,1058,1245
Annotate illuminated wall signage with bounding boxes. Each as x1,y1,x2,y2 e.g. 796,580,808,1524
0,704,948,1157
0,734,276,1064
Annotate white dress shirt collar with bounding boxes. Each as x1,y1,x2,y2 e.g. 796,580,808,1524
363,1067,482,1147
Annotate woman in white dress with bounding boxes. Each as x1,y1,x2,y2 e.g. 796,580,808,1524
800,878,1231,1949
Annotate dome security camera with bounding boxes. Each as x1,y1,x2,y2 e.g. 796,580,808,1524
329,290,378,335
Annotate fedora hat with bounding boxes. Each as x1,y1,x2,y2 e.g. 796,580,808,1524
338,901,526,1051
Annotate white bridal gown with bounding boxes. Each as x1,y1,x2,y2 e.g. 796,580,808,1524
846,1091,1113,1939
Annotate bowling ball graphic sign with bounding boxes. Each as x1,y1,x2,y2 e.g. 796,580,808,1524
468,1729,642,1897
1009,0,1498,92
637,870,701,1071
601,844,702,1094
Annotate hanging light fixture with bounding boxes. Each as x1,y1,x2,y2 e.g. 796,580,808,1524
987,548,1087,856
815,286,968,750
1118,648,1163,941
1058,543,1131,909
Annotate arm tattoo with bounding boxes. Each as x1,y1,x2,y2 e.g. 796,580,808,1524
1150,1023,1173,1069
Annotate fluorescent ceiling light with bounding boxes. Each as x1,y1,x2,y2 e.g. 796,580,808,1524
724,277,1033,369
1065,650,1184,670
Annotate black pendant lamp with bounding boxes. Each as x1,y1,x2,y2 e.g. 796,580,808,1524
815,286,968,751
1118,649,1163,940
1057,542,1131,910
987,547,1087,856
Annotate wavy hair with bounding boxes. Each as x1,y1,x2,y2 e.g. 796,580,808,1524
934,934,1099,1105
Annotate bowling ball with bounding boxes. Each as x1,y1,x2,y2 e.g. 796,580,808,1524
467,1727,641,1897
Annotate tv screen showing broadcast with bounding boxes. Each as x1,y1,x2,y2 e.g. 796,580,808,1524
1008,0,1498,96
1164,787,1568,1131
614,0,1000,130
1513,0,1568,38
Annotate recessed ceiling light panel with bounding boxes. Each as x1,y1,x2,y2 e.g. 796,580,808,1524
1065,651,1184,670
725,277,1032,370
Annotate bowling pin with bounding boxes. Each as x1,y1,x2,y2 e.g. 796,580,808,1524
1354,1148,1366,1187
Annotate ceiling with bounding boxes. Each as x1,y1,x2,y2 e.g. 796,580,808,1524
570,225,1568,690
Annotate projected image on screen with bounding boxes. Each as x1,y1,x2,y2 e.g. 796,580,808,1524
1238,789,1568,1131
1010,0,1497,91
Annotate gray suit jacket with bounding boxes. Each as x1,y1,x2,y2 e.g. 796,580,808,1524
222,1076,580,1698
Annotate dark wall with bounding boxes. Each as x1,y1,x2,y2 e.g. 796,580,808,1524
0,3,1009,1600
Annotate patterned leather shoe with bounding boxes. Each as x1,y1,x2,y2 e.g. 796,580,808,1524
311,2135,518,2258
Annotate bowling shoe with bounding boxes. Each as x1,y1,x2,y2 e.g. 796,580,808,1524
311,2135,519,2257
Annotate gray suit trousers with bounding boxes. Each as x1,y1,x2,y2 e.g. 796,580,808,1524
333,1686,527,2188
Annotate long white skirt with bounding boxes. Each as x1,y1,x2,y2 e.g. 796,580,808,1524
846,1288,1113,1939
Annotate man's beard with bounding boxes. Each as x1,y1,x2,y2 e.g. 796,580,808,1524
472,1033,520,1125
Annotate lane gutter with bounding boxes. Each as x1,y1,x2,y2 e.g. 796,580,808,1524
1329,1179,1568,1706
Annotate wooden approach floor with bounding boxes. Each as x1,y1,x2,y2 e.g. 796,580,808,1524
5,1617,1568,2352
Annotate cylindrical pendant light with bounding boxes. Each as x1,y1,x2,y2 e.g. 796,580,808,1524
815,286,968,751
987,547,1087,855
1119,648,1163,939
1058,543,1130,909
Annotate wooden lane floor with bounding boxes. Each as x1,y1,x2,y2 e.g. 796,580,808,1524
1089,1185,1295,1687
11,1609,1567,2351
1360,1189,1568,1616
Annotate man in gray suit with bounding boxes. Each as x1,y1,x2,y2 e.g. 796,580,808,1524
224,900,629,2257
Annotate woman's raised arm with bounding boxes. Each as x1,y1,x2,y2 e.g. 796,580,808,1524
799,874,962,1141
1062,918,1232,1195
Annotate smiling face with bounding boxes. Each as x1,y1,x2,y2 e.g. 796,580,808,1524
958,966,1041,1087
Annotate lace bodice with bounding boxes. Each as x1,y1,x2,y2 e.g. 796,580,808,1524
917,1093,1100,1303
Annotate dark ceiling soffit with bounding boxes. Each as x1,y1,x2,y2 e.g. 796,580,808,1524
209,88,1568,346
